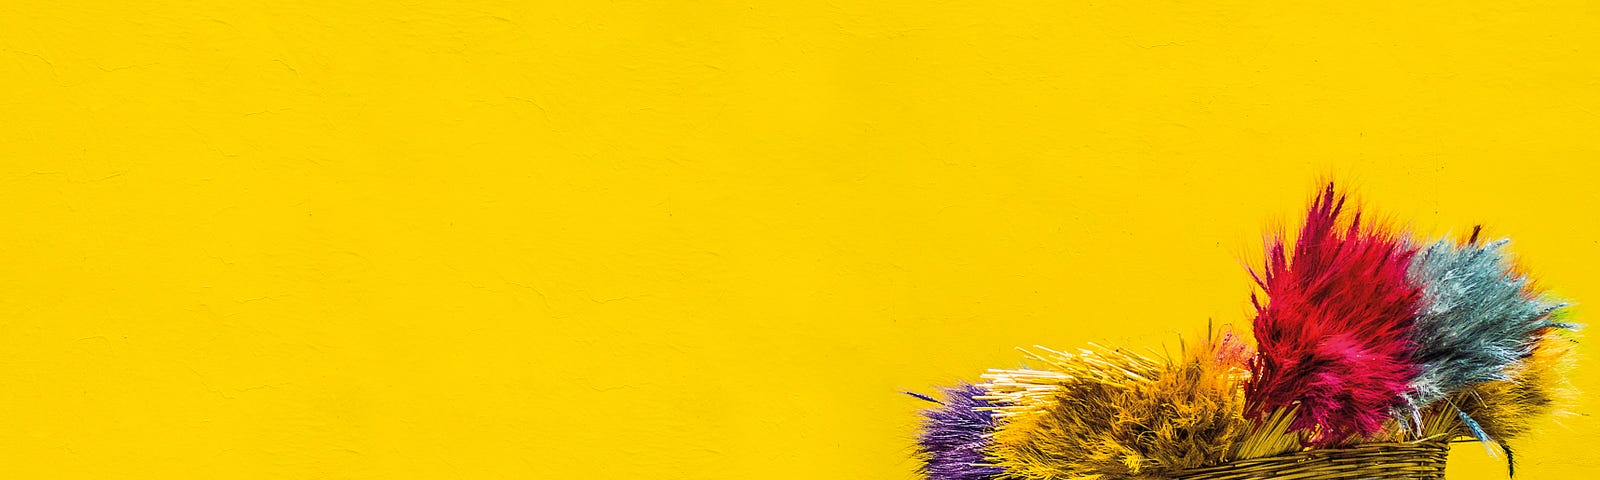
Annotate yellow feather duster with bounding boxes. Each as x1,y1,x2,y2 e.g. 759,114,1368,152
982,329,1252,479
1458,327,1580,443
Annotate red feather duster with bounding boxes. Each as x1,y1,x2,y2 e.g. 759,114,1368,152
1246,184,1423,446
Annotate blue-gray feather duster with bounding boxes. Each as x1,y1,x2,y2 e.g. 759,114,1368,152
1402,237,1570,435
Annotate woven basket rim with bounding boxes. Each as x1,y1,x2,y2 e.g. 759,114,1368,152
1168,437,1452,480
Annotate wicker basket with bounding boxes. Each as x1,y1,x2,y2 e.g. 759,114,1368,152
1170,439,1450,480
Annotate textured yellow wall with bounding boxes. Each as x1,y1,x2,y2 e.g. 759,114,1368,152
2,2,1597,478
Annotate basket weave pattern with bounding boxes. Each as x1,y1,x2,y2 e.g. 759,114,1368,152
1170,440,1450,480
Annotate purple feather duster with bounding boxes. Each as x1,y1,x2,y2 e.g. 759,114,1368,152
911,384,1003,480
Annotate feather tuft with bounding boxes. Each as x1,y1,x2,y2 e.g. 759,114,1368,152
1401,237,1570,426
1245,183,1424,446
1456,327,1581,442
984,330,1252,479
913,383,1004,480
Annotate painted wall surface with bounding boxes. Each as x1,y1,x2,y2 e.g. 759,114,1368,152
2,2,1597,478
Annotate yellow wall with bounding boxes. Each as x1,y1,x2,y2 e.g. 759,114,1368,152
2,2,1596,478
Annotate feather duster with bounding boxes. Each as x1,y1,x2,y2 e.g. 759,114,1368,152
1402,327,1581,476
1402,234,1570,430
905,181,1583,480
1457,326,1580,443
1246,183,1423,446
983,330,1251,479
909,383,1004,480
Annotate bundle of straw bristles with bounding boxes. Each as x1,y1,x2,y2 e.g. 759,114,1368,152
910,184,1579,480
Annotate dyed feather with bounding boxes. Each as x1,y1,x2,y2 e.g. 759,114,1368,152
1380,327,1583,475
1246,183,1424,446
906,182,1582,479
984,330,1251,479
1456,327,1580,443
911,383,1004,480
1402,236,1569,429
